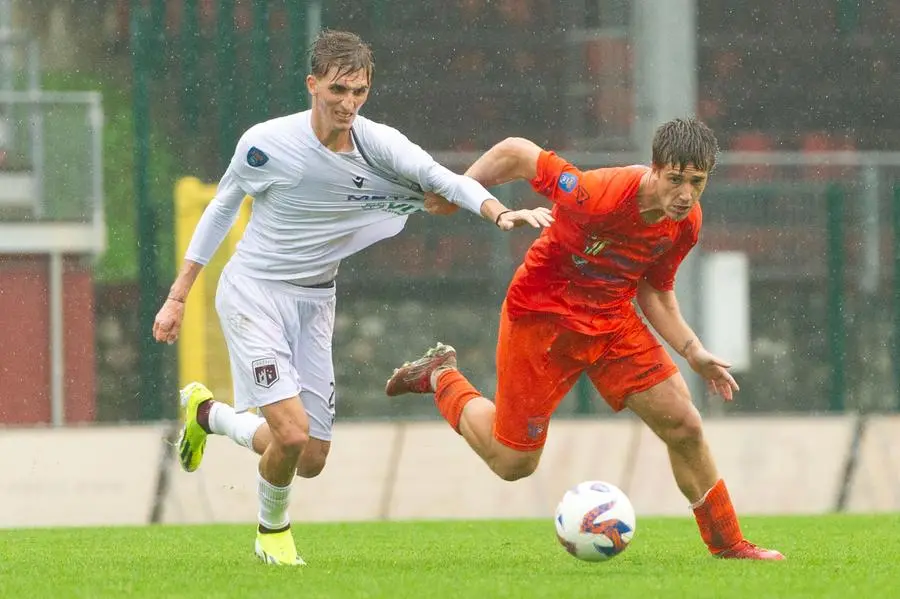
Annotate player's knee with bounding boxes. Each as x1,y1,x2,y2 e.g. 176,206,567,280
493,454,539,482
295,439,331,478
272,425,309,455
662,408,704,448
296,457,327,478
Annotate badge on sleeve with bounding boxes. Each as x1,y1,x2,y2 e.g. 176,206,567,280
246,146,269,167
558,172,578,193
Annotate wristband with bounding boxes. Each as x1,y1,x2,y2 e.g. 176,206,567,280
494,210,513,226
167,296,185,304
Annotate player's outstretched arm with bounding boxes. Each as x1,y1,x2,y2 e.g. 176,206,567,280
461,137,553,230
636,280,739,401
422,188,552,228
355,121,551,229
464,137,543,188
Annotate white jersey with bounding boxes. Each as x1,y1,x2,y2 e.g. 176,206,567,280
185,110,494,284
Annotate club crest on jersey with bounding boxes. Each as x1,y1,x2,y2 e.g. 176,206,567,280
251,357,279,388
246,146,269,167
584,237,610,256
558,172,578,193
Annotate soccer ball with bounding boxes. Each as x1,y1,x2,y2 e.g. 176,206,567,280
554,480,636,562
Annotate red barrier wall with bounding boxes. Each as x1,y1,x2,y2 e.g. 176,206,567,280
0,255,95,424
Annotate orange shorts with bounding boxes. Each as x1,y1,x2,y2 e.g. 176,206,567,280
493,302,678,451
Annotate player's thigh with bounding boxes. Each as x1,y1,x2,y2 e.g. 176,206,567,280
493,303,583,452
290,290,337,443
215,270,302,414
587,316,679,412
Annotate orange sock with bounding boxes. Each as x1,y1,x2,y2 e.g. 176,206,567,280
692,479,743,553
434,370,482,433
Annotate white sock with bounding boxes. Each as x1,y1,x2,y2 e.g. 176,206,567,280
257,470,291,530
208,402,265,450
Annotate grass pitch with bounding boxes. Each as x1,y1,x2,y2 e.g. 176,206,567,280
0,514,895,598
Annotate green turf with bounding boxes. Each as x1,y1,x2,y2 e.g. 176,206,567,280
0,515,895,598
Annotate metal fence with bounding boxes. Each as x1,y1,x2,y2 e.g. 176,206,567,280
702,152,900,414
65,0,899,421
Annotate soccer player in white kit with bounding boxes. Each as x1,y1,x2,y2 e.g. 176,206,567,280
152,29,553,566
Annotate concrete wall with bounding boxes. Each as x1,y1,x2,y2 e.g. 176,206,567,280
0,415,896,529
846,415,900,512
0,424,164,527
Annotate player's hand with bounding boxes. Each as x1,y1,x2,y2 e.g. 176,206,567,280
423,192,460,216
496,207,554,231
685,346,740,401
152,298,185,345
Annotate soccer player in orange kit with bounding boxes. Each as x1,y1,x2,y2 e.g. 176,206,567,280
386,118,784,560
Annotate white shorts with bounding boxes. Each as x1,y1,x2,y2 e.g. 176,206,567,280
215,265,337,441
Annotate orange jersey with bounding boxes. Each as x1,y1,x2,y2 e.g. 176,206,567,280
505,150,702,335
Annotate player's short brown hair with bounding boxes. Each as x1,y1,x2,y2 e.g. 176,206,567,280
309,29,374,82
651,117,719,173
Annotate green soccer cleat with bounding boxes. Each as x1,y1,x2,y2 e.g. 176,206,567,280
255,528,307,566
176,382,214,473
